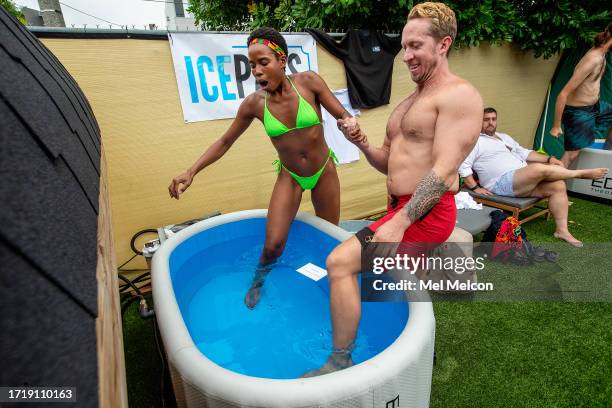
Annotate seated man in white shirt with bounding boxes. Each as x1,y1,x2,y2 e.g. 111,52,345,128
459,107,608,247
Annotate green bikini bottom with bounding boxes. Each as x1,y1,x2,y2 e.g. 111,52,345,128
273,148,338,190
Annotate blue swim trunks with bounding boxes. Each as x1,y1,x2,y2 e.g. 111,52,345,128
562,100,612,151
491,169,516,197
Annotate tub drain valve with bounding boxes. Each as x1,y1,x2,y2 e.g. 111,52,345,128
139,298,155,319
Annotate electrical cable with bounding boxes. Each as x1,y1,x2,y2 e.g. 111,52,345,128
117,253,139,270
119,280,149,295
131,271,151,283
119,271,151,292
117,227,157,273
118,268,150,272
118,224,170,403
117,228,158,318
59,2,122,27
119,271,150,286
130,228,158,255
118,274,144,298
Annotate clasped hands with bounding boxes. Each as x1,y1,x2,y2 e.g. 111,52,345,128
337,117,368,147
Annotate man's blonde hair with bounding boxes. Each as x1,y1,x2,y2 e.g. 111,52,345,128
408,2,457,43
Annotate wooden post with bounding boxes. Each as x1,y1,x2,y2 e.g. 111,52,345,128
96,147,129,407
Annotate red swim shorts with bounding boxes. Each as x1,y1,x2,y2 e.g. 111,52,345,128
355,191,456,248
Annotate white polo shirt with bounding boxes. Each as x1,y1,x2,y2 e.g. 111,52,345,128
459,132,532,190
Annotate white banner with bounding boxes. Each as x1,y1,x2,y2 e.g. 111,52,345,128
168,33,318,123
321,89,360,164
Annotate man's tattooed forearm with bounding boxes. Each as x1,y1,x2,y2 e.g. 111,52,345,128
403,171,448,223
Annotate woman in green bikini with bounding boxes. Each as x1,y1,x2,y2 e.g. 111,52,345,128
168,27,359,309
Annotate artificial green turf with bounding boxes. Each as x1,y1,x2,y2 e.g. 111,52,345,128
122,297,164,408
520,196,612,243
431,196,612,407
432,302,611,407
122,196,611,407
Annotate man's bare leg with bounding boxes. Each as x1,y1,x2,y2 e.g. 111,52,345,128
512,163,608,196
302,236,362,377
530,180,582,247
561,150,581,168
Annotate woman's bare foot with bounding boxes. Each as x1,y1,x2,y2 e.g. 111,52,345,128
577,168,608,180
244,261,275,309
244,284,262,309
553,231,583,248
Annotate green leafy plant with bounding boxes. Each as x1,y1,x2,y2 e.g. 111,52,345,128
186,0,252,31
1,0,26,24
187,0,610,58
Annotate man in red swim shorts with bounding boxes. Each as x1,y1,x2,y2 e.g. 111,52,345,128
303,2,483,377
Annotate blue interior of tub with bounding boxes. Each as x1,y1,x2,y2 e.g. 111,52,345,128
169,217,408,379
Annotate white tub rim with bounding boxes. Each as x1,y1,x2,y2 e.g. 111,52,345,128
151,209,434,406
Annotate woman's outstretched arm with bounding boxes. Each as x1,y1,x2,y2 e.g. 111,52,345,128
168,94,258,199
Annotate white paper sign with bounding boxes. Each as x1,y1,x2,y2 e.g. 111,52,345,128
168,33,318,123
296,263,327,281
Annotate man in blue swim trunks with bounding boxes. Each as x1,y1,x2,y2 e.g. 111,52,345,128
460,107,608,247
550,23,612,166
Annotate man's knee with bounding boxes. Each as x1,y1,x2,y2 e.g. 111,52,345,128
533,180,566,200
326,248,346,276
445,227,473,245
541,180,566,196
326,239,360,279
435,227,473,261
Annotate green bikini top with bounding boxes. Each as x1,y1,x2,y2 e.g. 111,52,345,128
264,77,321,137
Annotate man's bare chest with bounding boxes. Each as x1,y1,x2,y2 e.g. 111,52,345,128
387,96,437,142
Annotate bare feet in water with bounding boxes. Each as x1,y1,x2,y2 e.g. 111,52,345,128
244,261,275,309
302,351,353,378
244,283,262,309
553,231,583,248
